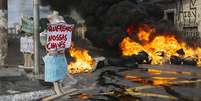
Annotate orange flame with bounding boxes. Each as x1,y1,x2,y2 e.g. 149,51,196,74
78,93,92,100
120,24,201,66
125,75,177,86
125,75,147,84
137,24,155,42
152,77,177,86
68,47,95,74
148,69,192,75
120,37,144,56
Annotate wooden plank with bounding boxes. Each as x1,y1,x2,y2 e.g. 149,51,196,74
122,64,201,79
100,90,178,100
125,92,178,100
139,64,201,74
128,79,201,91
42,88,79,101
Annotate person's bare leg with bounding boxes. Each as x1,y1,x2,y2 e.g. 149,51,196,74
58,80,65,93
23,53,28,67
28,53,33,68
27,54,32,68
53,81,63,95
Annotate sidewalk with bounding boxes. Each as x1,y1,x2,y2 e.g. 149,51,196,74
0,67,52,100
0,67,81,101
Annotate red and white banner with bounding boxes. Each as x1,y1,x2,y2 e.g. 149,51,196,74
47,22,74,51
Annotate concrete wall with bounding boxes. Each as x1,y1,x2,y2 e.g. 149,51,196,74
164,0,201,43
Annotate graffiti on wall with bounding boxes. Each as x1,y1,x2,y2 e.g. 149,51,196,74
177,0,199,42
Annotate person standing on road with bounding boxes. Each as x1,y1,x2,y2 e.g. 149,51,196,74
41,11,76,95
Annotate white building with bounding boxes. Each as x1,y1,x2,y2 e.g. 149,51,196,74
164,0,201,44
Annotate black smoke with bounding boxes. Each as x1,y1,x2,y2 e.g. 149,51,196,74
42,0,179,50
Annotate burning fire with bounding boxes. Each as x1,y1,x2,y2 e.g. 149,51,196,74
68,47,95,74
137,24,155,42
152,77,177,86
120,24,201,66
78,93,92,100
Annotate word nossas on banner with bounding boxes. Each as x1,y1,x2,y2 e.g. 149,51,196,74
47,34,67,49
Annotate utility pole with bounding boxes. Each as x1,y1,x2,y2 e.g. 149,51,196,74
33,0,40,75
0,0,7,66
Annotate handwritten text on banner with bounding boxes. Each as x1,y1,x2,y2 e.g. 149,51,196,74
47,23,74,51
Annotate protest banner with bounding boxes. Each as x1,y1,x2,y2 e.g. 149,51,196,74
20,36,34,53
47,22,74,51
21,18,33,34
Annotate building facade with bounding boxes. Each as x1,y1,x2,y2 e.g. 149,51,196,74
176,0,201,39
164,0,201,43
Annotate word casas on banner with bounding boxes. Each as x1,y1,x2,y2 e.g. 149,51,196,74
47,23,74,51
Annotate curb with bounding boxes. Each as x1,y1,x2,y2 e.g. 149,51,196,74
0,89,54,101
